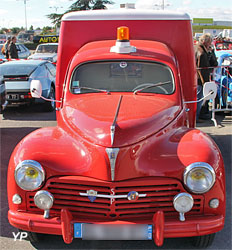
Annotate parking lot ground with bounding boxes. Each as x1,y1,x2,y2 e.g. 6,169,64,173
0,107,231,250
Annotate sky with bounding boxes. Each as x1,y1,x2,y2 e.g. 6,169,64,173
0,0,231,29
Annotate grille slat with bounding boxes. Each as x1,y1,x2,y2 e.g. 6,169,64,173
27,176,204,221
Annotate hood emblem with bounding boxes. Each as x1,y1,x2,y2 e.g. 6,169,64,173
106,148,119,181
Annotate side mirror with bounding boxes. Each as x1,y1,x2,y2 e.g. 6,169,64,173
30,80,42,98
203,81,217,100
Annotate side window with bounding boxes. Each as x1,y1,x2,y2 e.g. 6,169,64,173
16,45,21,52
31,65,47,80
20,44,26,52
45,63,56,77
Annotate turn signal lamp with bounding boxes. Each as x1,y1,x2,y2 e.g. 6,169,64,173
110,26,136,54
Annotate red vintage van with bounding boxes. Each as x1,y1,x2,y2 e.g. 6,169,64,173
7,9,225,247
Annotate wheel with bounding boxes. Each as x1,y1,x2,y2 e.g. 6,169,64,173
191,233,215,248
18,229,44,243
44,86,55,112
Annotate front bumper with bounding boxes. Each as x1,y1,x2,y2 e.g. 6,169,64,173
8,209,224,246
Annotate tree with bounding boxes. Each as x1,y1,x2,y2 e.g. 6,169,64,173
46,13,63,26
41,26,54,35
68,0,114,11
11,27,21,34
29,25,34,30
47,0,114,27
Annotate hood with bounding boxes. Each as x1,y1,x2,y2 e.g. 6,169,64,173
63,94,181,147
29,53,57,61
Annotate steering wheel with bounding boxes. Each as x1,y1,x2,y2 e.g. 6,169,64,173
132,83,169,94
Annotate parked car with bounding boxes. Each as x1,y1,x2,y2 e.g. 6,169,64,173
0,34,7,44
0,75,6,113
28,43,58,62
0,59,56,111
0,43,31,59
213,39,232,51
214,50,232,107
0,49,6,62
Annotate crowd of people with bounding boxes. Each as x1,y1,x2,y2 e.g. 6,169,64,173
1,36,18,59
195,33,218,122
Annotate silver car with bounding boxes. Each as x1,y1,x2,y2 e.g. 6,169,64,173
28,43,58,62
0,59,56,111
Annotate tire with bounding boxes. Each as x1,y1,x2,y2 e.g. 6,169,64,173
18,229,44,243
44,86,55,112
191,233,215,248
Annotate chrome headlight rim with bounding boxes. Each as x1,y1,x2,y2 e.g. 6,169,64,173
183,162,216,194
14,160,45,191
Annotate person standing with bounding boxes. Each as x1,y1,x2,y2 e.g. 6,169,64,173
1,37,11,59
195,33,218,121
8,36,18,59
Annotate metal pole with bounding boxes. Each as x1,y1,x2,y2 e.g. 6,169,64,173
24,0,27,30
17,0,28,30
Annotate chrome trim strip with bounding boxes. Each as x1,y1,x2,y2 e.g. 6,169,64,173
110,95,123,145
79,193,147,199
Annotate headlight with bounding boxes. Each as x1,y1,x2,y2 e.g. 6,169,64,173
183,162,215,194
14,160,45,191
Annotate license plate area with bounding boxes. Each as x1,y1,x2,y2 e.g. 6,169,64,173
6,94,19,100
74,223,152,240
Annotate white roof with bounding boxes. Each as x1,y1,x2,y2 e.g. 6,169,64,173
62,9,190,21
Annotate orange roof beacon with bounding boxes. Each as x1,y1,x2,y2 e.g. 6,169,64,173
7,9,225,248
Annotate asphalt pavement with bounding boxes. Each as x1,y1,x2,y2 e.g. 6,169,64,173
0,106,231,250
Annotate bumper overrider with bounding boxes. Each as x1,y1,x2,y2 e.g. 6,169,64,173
8,209,224,246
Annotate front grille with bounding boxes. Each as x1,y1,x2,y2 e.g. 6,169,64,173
27,176,203,222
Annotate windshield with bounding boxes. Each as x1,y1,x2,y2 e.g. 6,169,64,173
36,44,58,53
0,63,36,76
71,61,175,94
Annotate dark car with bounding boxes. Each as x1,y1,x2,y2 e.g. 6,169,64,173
0,60,56,111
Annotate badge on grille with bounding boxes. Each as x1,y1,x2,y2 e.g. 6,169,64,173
127,191,139,201
87,190,97,202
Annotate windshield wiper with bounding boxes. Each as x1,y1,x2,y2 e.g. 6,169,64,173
133,81,171,95
73,86,110,94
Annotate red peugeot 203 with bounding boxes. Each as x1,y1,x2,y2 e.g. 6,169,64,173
7,9,225,248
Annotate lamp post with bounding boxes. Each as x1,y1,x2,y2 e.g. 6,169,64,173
154,0,170,10
17,0,29,30
49,6,63,13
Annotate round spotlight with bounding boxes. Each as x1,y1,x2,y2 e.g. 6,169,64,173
34,190,54,210
173,193,194,221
